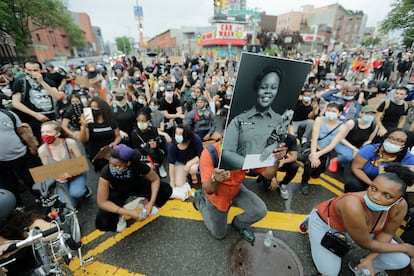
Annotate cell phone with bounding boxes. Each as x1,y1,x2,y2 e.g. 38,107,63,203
83,107,94,122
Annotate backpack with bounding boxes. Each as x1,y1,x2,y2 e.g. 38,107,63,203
193,108,211,123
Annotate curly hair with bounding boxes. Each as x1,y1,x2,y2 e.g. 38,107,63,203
89,96,117,126
253,66,283,92
382,162,414,192
0,210,42,240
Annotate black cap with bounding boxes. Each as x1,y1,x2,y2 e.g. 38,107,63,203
165,83,174,91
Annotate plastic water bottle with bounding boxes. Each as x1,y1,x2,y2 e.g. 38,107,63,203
355,267,370,275
116,215,126,232
138,208,148,219
264,230,273,247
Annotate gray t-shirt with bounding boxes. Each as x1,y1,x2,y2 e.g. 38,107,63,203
150,110,164,128
0,111,26,161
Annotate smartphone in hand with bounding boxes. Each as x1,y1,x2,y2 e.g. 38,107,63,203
83,107,94,123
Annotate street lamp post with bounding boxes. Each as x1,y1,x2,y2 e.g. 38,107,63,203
310,24,318,54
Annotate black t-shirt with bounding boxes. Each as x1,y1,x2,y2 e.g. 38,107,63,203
159,97,181,117
12,77,57,120
292,101,313,121
45,72,64,88
87,120,118,158
113,103,136,135
100,161,151,194
285,134,298,153
345,119,375,148
63,107,81,131
377,100,408,130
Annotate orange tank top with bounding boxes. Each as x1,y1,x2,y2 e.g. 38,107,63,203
317,193,391,234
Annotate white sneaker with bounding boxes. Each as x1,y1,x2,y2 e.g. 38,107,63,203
279,184,289,200
184,182,193,197
159,165,167,178
170,186,188,201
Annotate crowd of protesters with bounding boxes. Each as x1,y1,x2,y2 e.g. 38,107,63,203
1,46,414,275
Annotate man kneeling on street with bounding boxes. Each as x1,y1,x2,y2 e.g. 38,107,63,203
193,141,286,244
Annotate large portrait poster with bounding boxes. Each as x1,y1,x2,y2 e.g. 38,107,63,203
219,53,312,170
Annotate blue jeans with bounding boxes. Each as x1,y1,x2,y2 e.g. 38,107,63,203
196,184,267,239
308,209,410,275
59,173,87,208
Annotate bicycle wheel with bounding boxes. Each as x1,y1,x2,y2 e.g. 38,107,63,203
55,185,81,245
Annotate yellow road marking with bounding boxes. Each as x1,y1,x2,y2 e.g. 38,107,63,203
72,173,343,275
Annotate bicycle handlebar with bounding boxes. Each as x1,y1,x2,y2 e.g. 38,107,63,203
3,227,59,254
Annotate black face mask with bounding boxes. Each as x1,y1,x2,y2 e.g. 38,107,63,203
92,109,101,118
115,95,124,101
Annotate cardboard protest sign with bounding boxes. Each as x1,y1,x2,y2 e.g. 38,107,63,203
219,53,312,170
75,75,89,88
29,156,89,183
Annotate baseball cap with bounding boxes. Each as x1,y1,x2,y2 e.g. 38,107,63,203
111,144,135,162
361,106,377,113
112,87,127,95
165,83,174,91
197,96,208,103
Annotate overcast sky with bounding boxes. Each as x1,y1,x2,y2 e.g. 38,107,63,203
67,0,395,43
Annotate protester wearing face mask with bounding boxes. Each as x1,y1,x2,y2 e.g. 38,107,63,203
130,111,167,178
344,128,414,192
302,163,414,276
300,102,344,195
148,98,171,144
291,89,319,144
159,83,185,137
322,84,364,121
61,94,84,139
329,106,379,168
78,97,122,171
185,95,222,142
110,88,137,145
375,87,409,139
167,125,203,200
95,144,172,232
38,121,91,207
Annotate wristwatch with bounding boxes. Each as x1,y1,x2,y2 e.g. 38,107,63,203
211,174,217,183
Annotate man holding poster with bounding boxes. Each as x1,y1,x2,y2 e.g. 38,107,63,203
220,53,312,170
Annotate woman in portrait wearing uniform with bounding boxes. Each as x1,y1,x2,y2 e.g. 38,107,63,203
221,66,293,170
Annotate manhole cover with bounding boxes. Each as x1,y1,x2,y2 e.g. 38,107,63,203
227,232,304,276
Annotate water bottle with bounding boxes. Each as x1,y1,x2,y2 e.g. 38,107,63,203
264,230,273,247
138,208,148,219
116,215,126,232
355,267,370,275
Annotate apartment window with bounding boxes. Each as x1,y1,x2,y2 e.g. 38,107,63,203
36,33,41,42
345,25,351,33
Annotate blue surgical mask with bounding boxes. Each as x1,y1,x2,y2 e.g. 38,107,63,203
325,111,338,120
226,91,233,97
382,140,402,153
109,166,132,179
175,135,184,144
343,95,354,101
363,193,402,212
303,96,311,102
362,114,375,123
150,106,158,112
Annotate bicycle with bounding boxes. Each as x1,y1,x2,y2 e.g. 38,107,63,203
32,178,92,269
1,226,73,275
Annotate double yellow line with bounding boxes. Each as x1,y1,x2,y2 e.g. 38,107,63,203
70,170,344,275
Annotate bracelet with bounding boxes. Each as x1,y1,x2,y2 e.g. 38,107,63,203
211,175,217,184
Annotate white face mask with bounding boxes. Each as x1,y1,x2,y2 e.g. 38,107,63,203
383,140,403,153
325,111,338,120
362,114,375,123
165,91,174,98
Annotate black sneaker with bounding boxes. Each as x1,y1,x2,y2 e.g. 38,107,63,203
84,186,92,198
192,189,203,211
300,183,310,195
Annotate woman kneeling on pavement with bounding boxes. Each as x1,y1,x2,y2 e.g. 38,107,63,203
306,163,414,276
95,144,172,232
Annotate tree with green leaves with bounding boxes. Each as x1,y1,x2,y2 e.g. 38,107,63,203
0,0,84,55
381,0,414,48
115,36,132,55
